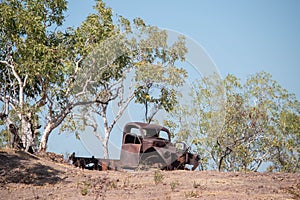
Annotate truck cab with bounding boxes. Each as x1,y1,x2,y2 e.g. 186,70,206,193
120,122,199,170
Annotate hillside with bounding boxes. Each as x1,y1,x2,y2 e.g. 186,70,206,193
0,148,299,200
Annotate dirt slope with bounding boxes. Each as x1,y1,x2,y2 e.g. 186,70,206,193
0,148,299,200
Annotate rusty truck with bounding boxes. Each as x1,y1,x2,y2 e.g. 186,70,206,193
70,122,200,171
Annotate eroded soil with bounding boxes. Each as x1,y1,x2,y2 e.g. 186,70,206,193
0,148,299,200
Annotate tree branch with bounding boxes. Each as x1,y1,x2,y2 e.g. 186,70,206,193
108,91,135,133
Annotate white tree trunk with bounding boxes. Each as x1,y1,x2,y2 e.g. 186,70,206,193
97,91,134,159
21,116,33,151
102,133,109,159
39,105,74,152
102,103,110,159
39,122,54,152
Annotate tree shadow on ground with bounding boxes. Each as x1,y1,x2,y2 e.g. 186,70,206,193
0,149,65,186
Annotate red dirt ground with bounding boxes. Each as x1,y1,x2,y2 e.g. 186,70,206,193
0,148,299,200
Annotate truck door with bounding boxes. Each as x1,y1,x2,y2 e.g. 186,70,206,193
120,131,141,169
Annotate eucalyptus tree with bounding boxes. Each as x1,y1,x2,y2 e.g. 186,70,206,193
0,0,188,156
0,0,119,152
61,15,188,158
134,30,187,123
244,72,300,172
0,0,67,151
170,72,299,172
38,0,118,152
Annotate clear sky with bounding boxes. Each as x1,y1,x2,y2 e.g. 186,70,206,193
65,0,300,98
47,0,300,158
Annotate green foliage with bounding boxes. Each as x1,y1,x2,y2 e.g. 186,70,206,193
184,191,200,198
0,0,68,92
170,180,179,191
0,129,10,148
0,0,68,150
153,170,164,184
170,71,299,172
3,0,297,172
133,30,188,122
58,2,188,157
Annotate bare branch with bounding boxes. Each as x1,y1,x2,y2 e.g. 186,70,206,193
108,91,135,133
0,60,13,68
65,57,83,97
22,74,28,88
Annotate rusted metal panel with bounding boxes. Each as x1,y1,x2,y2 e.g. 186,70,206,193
142,139,154,152
98,159,121,171
123,122,171,141
153,146,177,166
120,144,141,168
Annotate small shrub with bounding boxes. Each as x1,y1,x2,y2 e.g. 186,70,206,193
109,180,118,189
80,182,90,196
77,181,91,196
170,180,179,191
154,170,164,184
184,191,199,198
81,187,88,196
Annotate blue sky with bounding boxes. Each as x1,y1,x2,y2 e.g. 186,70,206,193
65,0,300,98
47,0,300,158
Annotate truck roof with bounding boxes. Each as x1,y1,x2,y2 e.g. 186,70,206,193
123,122,170,133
